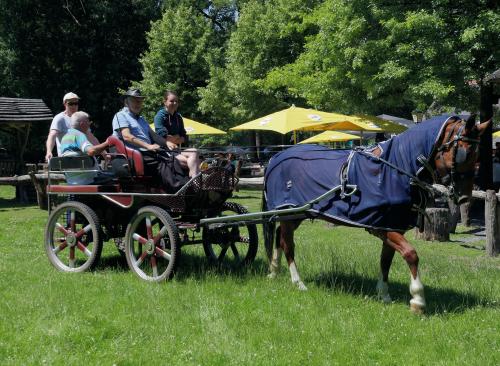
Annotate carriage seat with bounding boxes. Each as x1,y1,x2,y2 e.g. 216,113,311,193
106,135,145,176
48,155,115,185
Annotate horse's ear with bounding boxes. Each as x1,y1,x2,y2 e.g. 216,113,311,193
465,114,476,130
474,119,491,136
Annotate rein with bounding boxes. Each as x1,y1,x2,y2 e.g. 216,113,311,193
433,120,480,200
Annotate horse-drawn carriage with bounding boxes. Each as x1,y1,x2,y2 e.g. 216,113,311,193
44,136,258,281
44,115,488,313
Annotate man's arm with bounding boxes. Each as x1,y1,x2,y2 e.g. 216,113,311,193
86,130,100,146
45,129,58,161
120,127,160,151
86,140,109,156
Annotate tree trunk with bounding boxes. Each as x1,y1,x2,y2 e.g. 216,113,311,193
415,207,450,241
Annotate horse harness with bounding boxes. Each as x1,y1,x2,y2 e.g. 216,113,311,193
433,119,480,201
335,118,480,228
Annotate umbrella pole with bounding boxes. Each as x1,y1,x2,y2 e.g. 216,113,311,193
293,130,297,144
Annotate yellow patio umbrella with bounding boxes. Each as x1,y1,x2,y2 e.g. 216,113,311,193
229,105,350,143
150,117,226,135
352,114,408,133
493,131,500,138
300,119,383,132
298,131,361,144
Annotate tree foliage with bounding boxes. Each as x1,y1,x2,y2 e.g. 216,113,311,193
0,0,160,142
262,0,498,117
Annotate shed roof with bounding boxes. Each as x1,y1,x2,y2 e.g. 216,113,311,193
0,97,53,123
485,69,500,84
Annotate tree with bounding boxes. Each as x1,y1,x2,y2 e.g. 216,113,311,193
0,0,161,145
198,0,319,146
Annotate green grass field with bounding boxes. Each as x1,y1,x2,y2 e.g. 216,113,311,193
0,186,499,365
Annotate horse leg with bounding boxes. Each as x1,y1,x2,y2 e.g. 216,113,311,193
280,220,307,291
267,225,282,279
376,241,395,304
383,231,426,313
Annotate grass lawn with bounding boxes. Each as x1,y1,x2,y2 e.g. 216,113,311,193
0,186,499,365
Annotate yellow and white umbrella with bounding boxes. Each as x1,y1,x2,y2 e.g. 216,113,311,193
493,131,500,138
229,105,351,143
298,131,361,144
150,117,225,135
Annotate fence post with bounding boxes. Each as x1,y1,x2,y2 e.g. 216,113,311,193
485,190,499,256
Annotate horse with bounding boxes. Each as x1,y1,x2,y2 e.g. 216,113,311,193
262,115,490,313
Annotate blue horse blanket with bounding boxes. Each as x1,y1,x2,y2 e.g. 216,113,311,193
264,115,454,232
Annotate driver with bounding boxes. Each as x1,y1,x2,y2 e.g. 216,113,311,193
111,89,200,191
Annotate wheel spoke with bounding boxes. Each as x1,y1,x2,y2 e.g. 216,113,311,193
145,216,153,239
69,247,75,268
153,226,168,245
151,256,158,277
77,242,92,257
136,251,148,267
53,242,67,254
75,224,92,239
132,233,148,245
70,210,76,232
155,247,171,260
55,222,69,235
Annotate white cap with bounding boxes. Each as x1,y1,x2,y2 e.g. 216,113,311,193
63,92,80,103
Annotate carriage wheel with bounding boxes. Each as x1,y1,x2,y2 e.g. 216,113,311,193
202,202,258,266
124,206,180,282
44,202,102,272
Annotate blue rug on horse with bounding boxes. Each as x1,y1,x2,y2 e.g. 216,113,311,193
264,115,453,232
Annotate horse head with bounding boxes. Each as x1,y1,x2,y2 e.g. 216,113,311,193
433,115,490,204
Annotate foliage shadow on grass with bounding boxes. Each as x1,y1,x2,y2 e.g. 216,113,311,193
173,251,269,282
0,199,36,211
311,270,497,315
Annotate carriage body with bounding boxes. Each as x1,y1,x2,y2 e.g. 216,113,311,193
44,138,258,281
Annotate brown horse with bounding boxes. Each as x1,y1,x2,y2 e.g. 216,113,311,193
263,116,490,313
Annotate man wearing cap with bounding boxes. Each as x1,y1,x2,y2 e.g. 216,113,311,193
112,88,199,191
45,92,99,162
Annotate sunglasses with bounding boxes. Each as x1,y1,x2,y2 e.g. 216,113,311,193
67,101,79,106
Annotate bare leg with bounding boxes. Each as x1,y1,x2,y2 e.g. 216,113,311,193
280,221,307,290
175,148,200,177
375,231,425,313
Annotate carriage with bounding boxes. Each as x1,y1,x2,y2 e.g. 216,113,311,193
44,136,258,282
45,115,488,313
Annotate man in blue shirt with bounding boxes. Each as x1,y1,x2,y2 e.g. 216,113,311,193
61,111,110,184
112,89,199,191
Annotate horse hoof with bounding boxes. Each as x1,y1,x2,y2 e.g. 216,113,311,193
410,301,425,315
267,272,277,279
379,294,392,304
296,282,308,291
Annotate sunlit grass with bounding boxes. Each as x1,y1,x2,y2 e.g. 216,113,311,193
0,186,499,365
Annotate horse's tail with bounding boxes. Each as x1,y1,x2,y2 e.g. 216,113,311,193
261,189,275,264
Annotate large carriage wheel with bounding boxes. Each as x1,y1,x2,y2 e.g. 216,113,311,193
202,202,258,266
124,206,180,282
44,202,102,272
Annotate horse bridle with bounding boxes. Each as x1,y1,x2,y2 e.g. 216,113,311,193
434,119,480,201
